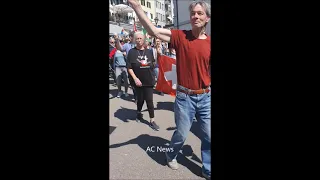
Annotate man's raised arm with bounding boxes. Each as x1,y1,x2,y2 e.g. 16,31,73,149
128,0,172,42
114,35,123,51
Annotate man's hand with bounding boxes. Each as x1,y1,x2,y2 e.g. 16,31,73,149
127,0,140,6
113,34,118,40
134,78,142,87
156,46,162,54
127,0,171,42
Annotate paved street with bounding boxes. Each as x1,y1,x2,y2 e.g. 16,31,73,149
109,78,206,180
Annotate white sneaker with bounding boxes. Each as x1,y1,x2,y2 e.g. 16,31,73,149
165,152,179,170
124,93,129,97
117,92,122,98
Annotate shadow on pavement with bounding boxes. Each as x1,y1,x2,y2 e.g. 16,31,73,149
156,101,174,111
181,145,202,164
109,126,117,135
109,88,135,103
141,101,174,113
114,106,136,122
114,107,150,126
109,134,203,177
109,89,118,99
122,93,135,102
166,127,177,131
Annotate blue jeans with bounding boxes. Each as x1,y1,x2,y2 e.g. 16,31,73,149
154,67,159,80
167,86,211,176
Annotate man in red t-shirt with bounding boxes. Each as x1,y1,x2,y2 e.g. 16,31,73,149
127,1,211,179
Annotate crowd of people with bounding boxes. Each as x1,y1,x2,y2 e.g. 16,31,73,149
109,0,211,179
109,32,176,99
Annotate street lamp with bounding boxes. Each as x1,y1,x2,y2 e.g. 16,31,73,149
154,17,159,26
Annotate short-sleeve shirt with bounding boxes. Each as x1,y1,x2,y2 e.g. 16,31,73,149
127,48,156,87
121,43,135,58
170,29,211,90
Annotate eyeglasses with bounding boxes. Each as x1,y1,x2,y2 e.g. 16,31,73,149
110,42,115,44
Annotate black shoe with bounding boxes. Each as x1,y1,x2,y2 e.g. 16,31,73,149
136,113,143,123
150,121,160,131
202,172,211,180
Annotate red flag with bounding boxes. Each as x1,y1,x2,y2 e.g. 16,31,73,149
133,18,137,32
109,48,117,59
133,22,137,32
155,55,177,96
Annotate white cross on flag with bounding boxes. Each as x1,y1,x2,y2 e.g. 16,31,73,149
155,55,177,96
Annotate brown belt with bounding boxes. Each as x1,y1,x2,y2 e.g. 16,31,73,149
177,87,210,95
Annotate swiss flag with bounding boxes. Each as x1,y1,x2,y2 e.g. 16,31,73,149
155,55,177,96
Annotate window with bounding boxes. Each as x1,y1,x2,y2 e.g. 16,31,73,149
141,0,145,6
147,2,151,8
150,13,153,19
163,15,165,22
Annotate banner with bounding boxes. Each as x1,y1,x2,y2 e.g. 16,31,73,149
155,55,177,96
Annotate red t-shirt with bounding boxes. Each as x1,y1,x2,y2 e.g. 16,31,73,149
170,29,211,90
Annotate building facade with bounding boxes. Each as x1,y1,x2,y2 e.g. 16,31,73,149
135,0,154,27
154,0,166,28
173,0,211,35
110,0,136,25
109,0,175,31
164,0,174,27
